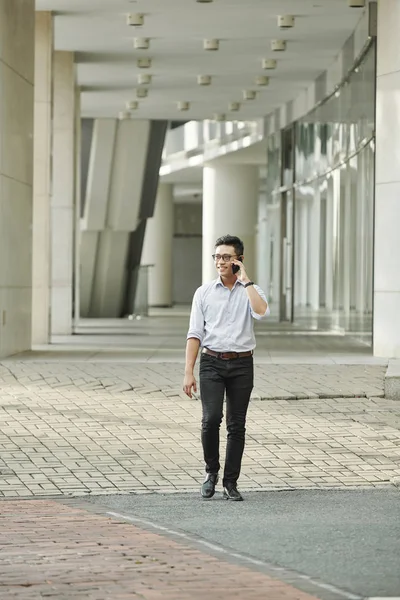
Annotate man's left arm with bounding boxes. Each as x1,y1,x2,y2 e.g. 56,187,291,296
245,284,269,318
232,259,270,318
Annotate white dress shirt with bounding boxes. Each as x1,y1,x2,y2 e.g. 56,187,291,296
187,277,269,352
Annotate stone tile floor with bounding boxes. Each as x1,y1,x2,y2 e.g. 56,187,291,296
0,360,399,498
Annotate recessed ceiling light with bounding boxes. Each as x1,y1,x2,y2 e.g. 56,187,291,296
277,15,295,29
255,76,269,86
126,101,139,110
348,0,364,6
138,73,152,85
197,75,212,85
203,39,219,51
137,58,152,68
243,90,256,100
119,110,131,120
213,113,226,121
177,101,190,111
229,102,240,112
136,88,148,98
134,38,150,50
262,59,277,70
271,39,286,51
126,13,144,27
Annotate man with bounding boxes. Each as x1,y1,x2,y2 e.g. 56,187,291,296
183,234,269,501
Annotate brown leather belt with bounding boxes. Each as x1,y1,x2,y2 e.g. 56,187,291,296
202,347,253,360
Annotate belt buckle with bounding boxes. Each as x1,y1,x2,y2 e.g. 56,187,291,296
219,351,238,360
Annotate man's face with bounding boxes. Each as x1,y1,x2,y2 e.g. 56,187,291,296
213,245,239,277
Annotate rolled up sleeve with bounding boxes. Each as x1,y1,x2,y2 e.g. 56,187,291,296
251,285,270,320
187,288,205,343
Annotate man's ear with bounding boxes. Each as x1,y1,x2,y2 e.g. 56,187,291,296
239,255,244,262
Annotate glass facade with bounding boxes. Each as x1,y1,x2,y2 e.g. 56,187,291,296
264,41,376,341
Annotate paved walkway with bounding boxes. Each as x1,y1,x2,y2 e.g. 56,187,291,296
0,358,398,498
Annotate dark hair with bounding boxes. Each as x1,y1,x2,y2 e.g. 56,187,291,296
215,234,244,257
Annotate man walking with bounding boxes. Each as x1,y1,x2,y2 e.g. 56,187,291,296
183,234,269,501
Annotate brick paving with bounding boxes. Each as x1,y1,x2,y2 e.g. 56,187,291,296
0,500,321,600
0,361,399,497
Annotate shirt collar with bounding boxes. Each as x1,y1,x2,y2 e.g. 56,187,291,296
215,277,244,288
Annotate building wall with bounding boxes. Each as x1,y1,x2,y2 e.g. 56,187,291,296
0,1,35,357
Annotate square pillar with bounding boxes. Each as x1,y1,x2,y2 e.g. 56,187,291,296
51,51,76,336
374,0,400,357
32,11,53,345
0,0,35,357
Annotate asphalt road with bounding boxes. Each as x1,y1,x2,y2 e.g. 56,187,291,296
87,488,400,599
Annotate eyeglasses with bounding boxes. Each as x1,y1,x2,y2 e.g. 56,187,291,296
212,254,238,262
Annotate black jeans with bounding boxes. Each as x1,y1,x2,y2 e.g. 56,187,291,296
199,353,254,487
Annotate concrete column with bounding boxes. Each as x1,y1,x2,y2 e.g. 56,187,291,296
356,149,367,312
342,164,352,314
325,176,334,311
141,184,174,306
308,182,321,310
202,164,258,283
0,1,35,358
299,201,308,306
374,0,400,357
51,51,75,335
73,87,81,324
32,11,53,345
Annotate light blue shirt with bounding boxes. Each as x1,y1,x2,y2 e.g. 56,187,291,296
187,278,270,352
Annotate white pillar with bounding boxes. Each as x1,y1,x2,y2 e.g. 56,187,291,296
342,163,352,314
73,87,81,325
325,176,334,311
202,164,258,283
51,51,75,335
308,183,321,310
374,0,400,357
141,184,174,306
0,0,35,358
32,12,53,345
299,200,308,306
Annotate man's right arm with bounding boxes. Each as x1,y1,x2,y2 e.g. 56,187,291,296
183,338,200,398
183,289,204,398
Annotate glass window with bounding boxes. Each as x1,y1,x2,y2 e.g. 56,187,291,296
263,41,376,340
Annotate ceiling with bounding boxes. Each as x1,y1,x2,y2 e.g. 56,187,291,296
36,0,364,121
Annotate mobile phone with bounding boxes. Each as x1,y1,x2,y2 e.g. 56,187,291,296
232,257,243,274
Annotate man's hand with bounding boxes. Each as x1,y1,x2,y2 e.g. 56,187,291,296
231,259,250,284
183,372,197,398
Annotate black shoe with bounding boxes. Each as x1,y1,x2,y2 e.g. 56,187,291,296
223,485,243,501
201,473,219,498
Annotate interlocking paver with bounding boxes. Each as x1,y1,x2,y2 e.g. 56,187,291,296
0,361,398,497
